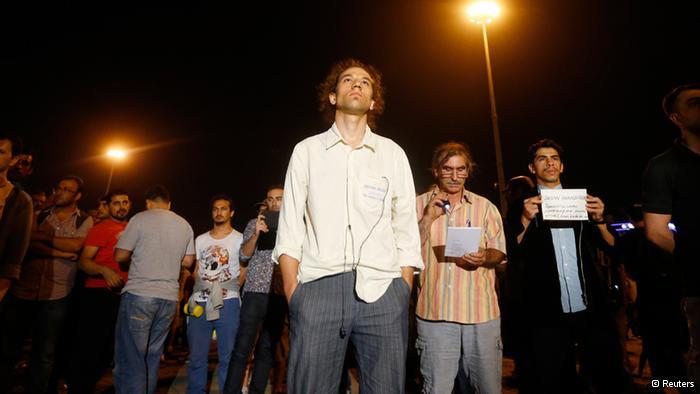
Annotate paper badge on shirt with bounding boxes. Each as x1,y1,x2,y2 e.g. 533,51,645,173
359,171,389,211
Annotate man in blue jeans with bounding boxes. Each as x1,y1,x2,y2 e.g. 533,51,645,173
186,194,243,393
0,175,93,394
113,185,195,394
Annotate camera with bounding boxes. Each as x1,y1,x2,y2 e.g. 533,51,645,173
257,210,279,250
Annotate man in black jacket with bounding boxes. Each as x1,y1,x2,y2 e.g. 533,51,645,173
506,139,629,393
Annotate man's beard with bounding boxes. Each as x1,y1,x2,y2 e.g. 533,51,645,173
115,211,129,220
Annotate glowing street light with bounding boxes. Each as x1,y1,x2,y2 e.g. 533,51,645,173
465,1,507,212
105,148,127,194
466,1,501,24
107,149,127,160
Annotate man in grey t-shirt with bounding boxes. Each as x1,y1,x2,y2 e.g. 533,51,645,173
113,185,195,394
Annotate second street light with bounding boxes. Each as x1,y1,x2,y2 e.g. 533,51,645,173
105,148,127,194
466,1,507,212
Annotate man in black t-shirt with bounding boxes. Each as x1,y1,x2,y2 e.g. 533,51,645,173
643,83,700,385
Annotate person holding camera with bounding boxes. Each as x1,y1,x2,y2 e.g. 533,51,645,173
224,185,286,394
415,141,506,394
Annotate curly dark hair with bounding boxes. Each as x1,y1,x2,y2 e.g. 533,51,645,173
317,58,385,129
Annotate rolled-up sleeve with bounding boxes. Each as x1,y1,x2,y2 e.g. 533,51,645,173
239,219,256,262
185,226,195,255
273,143,309,263
116,217,140,251
391,148,423,270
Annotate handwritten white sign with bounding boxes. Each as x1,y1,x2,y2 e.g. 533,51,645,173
540,189,588,221
445,227,482,257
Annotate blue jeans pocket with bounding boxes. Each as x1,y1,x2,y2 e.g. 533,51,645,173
127,312,152,331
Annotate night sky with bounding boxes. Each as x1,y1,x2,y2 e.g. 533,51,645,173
2,1,697,233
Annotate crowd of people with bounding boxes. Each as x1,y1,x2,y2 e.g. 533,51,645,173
0,59,698,394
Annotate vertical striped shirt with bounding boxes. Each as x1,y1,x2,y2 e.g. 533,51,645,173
416,189,506,324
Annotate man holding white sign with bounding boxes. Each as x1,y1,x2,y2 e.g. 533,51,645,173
415,141,506,393
540,188,589,221
507,138,628,393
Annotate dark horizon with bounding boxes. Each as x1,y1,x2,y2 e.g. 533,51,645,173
2,1,697,233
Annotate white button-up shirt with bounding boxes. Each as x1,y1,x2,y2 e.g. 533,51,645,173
273,123,423,302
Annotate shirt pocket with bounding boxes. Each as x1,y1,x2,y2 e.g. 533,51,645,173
355,169,390,215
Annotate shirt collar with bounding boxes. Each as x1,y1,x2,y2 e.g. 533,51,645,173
323,122,377,152
461,189,473,205
430,188,472,205
49,206,81,217
537,183,563,192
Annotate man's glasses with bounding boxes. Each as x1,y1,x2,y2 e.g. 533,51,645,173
439,166,468,178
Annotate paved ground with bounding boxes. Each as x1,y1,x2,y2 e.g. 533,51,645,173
9,334,658,393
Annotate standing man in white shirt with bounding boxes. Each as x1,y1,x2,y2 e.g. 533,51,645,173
187,194,243,394
273,58,423,393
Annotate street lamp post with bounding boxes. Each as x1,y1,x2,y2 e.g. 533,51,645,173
105,149,126,194
467,1,507,212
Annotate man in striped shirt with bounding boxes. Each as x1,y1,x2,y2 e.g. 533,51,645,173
415,141,506,394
